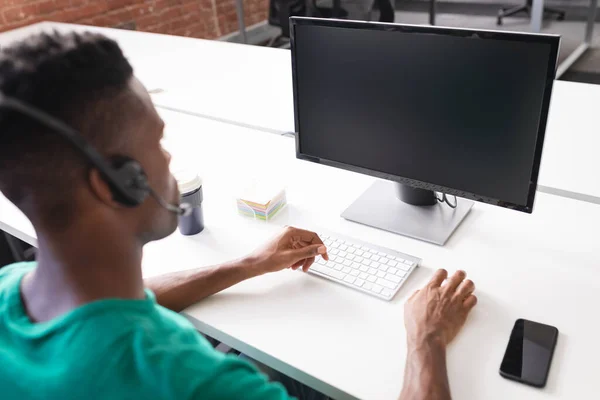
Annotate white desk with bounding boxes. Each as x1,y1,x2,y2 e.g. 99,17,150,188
2,109,600,400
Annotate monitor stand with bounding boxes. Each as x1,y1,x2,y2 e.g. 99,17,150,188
341,181,473,246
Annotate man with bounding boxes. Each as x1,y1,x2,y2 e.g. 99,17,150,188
0,32,477,399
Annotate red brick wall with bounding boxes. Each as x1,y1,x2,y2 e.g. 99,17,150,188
0,0,269,39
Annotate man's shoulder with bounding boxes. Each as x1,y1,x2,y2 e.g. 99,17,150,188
0,261,34,303
0,261,35,281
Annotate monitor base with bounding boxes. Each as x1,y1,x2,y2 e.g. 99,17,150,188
341,181,473,246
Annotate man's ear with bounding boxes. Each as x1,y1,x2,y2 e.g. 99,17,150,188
88,168,122,208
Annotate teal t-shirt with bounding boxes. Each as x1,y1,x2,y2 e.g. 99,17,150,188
0,262,291,400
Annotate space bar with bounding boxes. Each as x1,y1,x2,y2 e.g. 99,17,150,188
310,264,346,280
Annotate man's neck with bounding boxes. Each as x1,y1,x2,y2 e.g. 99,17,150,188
20,220,145,323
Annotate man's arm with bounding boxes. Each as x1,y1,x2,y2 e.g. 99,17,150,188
399,269,477,400
399,338,450,400
145,258,261,312
145,227,328,312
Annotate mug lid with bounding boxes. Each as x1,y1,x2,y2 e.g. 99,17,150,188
172,169,202,194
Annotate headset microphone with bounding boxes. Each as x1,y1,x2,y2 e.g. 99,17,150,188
148,187,192,216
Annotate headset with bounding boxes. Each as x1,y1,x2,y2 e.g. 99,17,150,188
0,93,191,216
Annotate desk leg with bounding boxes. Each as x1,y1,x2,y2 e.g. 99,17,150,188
555,0,598,78
430,0,436,25
235,0,248,44
530,0,544,32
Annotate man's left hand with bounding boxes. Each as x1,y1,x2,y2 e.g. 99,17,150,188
249,227,329,274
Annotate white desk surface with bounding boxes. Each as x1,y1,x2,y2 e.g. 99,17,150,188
1,23,599,201
1,109,599,400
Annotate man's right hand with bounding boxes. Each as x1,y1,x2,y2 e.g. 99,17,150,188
404,269,477,348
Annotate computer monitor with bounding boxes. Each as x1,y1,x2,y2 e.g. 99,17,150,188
290,17,560,245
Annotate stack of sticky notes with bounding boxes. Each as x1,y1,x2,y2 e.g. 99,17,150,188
236,183,287,221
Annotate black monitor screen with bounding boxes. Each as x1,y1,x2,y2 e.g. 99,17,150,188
292,19,559,212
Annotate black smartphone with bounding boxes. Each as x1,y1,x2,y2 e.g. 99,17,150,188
499,319,559,388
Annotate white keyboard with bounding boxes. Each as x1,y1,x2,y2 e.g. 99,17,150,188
308,230,420,301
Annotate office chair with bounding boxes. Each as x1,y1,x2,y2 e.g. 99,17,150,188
271,0,384,47
2,232,36,264
375,0,395,22
268,0,308,42
268,0,395,46
497,0,565,25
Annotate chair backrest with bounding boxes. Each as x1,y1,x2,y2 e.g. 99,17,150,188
269,0,307,38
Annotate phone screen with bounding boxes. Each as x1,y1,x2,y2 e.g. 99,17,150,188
500,319,558,387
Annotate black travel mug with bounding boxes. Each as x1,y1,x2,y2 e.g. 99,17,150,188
175,171,204,236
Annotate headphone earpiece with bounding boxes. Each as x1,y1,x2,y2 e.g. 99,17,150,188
0,94,167,211
108,156,150,207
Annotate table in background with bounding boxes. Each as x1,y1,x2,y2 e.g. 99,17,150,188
1,109,599,400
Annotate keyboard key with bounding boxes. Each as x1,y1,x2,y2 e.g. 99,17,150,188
388,260,397,267
404,260,413,265
334,264,343,271
362,260,371,267
352,262,362,269
347,247,355,254
343,260,352,267
378,252,386,256
363,282,373,290
359,272,369,279
388,267,398,274
310,265,345,280
377,278,398,290
347,254,355,261
377,271,386,278
339,251,347,258
359,265,369,272
378,264,388,272
317,259,326,265
324,239,333,246
396,269,407,278
355,250,364,256
380,258,390,265
361,245,370,250
354,279,365,287
344,276,356,284
367,276,377,283
385,274,402,283
350,270,360,277
354,257,363,263
371,284,383,294
368,268,378,275
381,289,393,297
397,263,411,271
371,262,380,269
342,267,351,273
331,249,339,255
326,261,337,268
338,240,345,244
363,253,372,260
371,255,381,262
340,245,348,251
332,242,340,248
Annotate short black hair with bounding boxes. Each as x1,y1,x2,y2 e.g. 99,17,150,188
0,31,135,227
